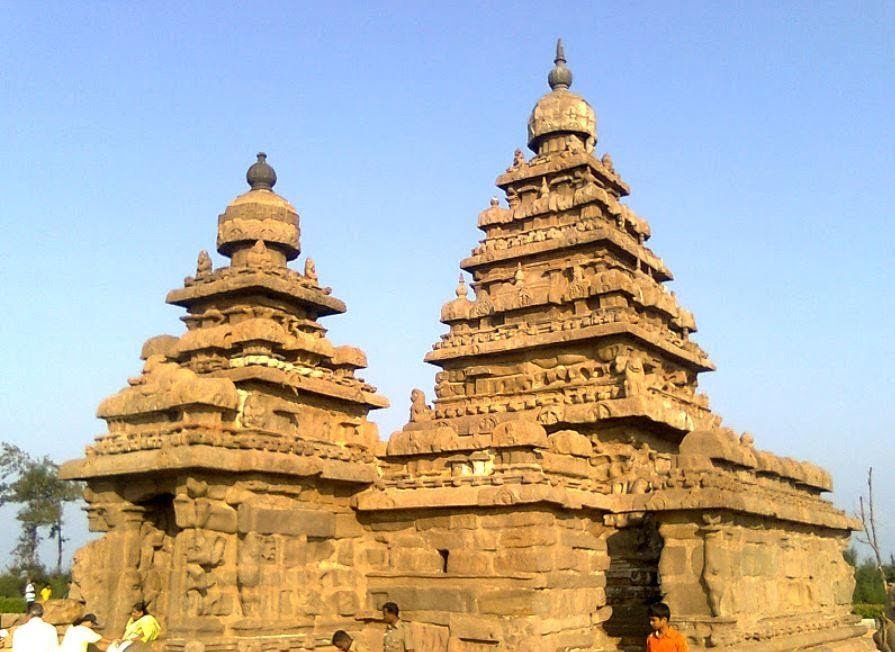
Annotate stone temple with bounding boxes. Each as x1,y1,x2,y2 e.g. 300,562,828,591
61,42,872,651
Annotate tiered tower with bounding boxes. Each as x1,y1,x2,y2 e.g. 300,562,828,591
359,42,866,651
420,38,713,446
62,154,387,648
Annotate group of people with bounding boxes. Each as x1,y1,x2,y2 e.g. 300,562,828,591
329,601,687,651
3,600,160,652
23,577,53,611
331,602,411,651
2,596,684,651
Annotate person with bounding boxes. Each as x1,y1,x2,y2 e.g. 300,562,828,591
107,602,161,651
60,613,108,652
331,629,364,651
41,584,53,603
381,602,413,652
646,602,688,651
24,577,36,611
12,602,59,651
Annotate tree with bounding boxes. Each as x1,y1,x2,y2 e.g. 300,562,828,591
0,442,27,502
6,456,82,574
857,467,894,608
856,466,895,651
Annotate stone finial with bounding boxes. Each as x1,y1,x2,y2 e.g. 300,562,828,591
246,152,277,190
548,38,573,91
455,273,468,299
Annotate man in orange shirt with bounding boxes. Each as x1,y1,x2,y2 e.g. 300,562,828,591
646,602,688,652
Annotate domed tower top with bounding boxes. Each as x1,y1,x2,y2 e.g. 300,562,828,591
217,152,301,265
527,40,597,155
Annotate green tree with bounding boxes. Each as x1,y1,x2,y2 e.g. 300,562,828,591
0,442,27,500
6,456,82,574
855,557,889,604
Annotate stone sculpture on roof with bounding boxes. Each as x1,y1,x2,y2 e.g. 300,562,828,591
62,42,873,651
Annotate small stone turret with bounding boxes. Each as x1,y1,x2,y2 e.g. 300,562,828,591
217,153,300,266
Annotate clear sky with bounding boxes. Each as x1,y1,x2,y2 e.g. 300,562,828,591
1,2,892,566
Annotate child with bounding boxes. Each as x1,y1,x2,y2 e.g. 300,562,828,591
646,602,688,651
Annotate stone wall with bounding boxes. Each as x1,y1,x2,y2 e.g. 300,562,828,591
359,506,614,651
657,512,860,650
71,473,373,650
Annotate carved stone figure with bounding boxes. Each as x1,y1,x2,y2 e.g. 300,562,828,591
409,388,433,422
601,152,614,172
196,250,212,278
245,239,273,267
304,257,318,282
615,350,648,397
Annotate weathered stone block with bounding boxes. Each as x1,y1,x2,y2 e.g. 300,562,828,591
308,539,336,560
495,548,554,573
659,544,689,576
378,585,472,612
448,613,501,642
446,549,493,575
560,528,605,551
334,513,363,538
499,525,557,548
237,505,335,537
478,589,536,615
480,511,555,529
368,519,415,532
336,539,356,566
451,514,479,529
335,590,359,616
365,546,389,569
415,515,452,530
391,547,444,572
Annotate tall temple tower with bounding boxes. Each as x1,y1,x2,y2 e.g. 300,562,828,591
62,44,871,652
62,154,388,648
358,41,868,651
423,38,714,449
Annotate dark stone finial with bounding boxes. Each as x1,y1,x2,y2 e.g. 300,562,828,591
246,152,277,190
548,38,573,91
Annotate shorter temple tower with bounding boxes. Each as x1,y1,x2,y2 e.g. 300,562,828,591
61,155,388,648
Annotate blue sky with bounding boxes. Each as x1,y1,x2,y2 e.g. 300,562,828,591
1,2,892,564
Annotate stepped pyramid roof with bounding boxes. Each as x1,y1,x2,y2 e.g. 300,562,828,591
64,154,387,483
367,42,847,532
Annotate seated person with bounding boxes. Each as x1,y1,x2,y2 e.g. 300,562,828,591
107,602,161,652
60,613,109,652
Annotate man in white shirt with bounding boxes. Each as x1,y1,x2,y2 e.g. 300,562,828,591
24,578,36,610
12,602,59,651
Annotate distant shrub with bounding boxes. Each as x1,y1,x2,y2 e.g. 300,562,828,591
0,573,24,600
0,596,25,613
853,602,885,619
